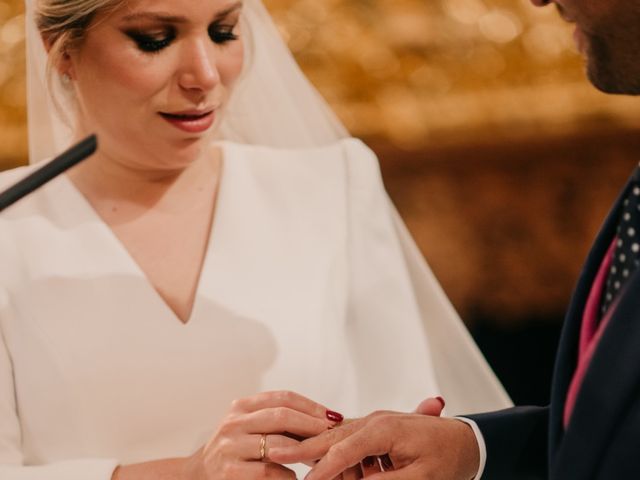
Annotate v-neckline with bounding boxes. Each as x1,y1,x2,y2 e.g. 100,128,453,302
59,143,231,326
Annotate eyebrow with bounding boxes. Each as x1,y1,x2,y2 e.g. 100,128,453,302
121,1,243,23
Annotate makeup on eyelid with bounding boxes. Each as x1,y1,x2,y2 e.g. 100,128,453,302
124,23,239,53
124,29,176,53
66,0,245,171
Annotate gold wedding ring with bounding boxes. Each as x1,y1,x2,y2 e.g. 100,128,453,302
259,434,267,461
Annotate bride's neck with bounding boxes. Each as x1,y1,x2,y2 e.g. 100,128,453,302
67,147,222,207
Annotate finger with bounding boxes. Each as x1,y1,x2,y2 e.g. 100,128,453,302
240,407,333,437
238,434,301,461
360,456,382,477
232,461,297,479
306,423,391,480
342,465,364,480
269,419,364,464
230,391,341,423
364,465,421,480
414,397,445,416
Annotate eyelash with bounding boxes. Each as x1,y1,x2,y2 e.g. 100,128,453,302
127,30,176,53
126,23,239,54
210,25,239,44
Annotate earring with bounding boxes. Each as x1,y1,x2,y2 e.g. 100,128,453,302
61,73,71,85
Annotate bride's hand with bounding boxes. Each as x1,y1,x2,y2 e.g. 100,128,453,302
268,396,447,479
183,391,344,479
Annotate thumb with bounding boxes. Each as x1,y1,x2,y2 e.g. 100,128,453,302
414,396,445,416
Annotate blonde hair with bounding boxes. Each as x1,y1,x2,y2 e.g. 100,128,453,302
36,0,123,77
34,0,124,126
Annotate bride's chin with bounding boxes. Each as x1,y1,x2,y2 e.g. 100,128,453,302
154,140,210,168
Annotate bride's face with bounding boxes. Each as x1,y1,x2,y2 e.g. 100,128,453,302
65,0,244,170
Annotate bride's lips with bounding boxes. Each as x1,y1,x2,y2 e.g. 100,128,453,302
159,109,216,134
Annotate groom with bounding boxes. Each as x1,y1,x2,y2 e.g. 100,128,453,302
270,0,640,478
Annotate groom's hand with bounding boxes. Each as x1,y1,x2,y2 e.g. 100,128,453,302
269,398,480,480
414,396,446,416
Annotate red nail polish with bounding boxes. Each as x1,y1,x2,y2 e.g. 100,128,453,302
362,456,377,468
436,396,446,409
326,410,344,423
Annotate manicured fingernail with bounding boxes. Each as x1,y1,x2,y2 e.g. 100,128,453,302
436,396,446,409
326,410,344,423
362,456,377,468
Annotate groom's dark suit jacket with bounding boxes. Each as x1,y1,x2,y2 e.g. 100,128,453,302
469,172,640,479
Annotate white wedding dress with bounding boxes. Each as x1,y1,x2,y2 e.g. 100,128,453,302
0,140,510,479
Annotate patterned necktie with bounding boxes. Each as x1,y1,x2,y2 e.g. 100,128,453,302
600,165,640,318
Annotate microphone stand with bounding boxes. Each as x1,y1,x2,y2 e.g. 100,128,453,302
0,135,97,212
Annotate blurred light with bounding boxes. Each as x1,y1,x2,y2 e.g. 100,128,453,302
2,78,24,108
523,23,574,61
408,65,452,96
0,13,23,46
478,10,522,44
383,11,433,48
471,45,507,77
0,2,12,22
444,0,488,25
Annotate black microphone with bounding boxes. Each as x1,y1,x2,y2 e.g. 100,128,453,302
0,134,97,212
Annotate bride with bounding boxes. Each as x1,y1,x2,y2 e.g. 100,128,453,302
0,0,510,478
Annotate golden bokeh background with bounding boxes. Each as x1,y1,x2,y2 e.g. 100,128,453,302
0,0,25,163
268,0,640,149
1,0,640,159
2,0,639,403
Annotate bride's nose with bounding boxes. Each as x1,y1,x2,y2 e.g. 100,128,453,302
178,39,220,92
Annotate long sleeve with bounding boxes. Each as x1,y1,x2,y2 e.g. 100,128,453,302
342,138,444,413
0,288,119,480
342,138,511,416
0,288,22,465
468,406,549,479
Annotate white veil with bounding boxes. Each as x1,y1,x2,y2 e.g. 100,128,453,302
24,0,511,414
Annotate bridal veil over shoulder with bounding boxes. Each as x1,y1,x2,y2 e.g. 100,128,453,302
24,0,510,414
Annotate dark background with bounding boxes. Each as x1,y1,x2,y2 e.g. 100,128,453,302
375,127,640,405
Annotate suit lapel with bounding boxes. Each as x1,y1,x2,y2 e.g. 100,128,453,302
548,177,632,466
552,276,640,478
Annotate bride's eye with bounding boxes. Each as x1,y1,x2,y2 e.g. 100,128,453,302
208,23,239,44
125,28,177,53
